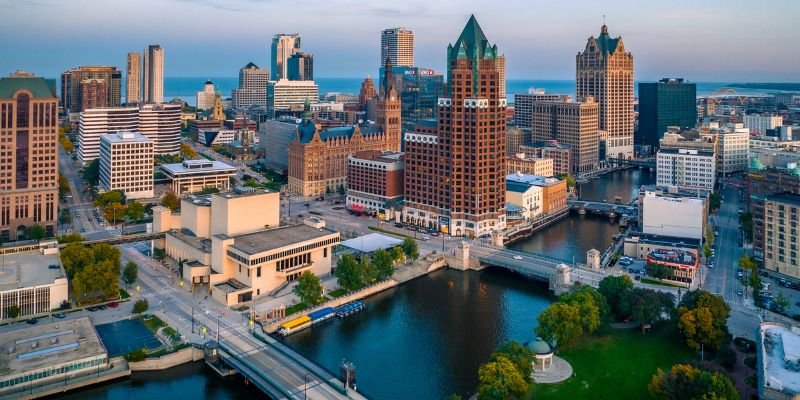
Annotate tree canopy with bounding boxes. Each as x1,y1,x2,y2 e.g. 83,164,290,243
372,248,395,281
25,224,47,242
123,261,138,289
401,237,419,262
559,286,606,334
335,254,365,292
126,201,146,221
628,288,676,326
677,290,730,351
477,355,529,400
294,271,324,306
536,302,583,347
649,363,738,400
598,275,634,321
491,341,535,379
161,191,181,211
94,190,125,208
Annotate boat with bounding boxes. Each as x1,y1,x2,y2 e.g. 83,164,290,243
307,307,336,325
335,301,366,318
278,315,312,336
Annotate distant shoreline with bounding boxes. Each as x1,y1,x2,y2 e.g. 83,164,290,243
726,82,800,91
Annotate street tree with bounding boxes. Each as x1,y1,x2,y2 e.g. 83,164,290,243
94,190,124,207
645,262,672,280
476,355,529,400
294,271,324,306
60,243,94,278
81,159,100,186
73,259,119,301
92,243,121,271
536,302,583,346
126,201,146,221
122,261,138,290
739,211,753,241
401,237,419,262
103,203,127,225
58,173,71,199
775,292,790,314
598,275,634,321
58,208,73,227
336,184,346,196
132,299,149,314
649,363,738,400
6,305,20,319
372,249,395,281
25,224,47,242
57,233,84,244
360,257,377,285
335,254,365,292
391,246,405,263
627,288,676,327
559,286,604,334
161,191,181,211
180,143,198,159
677,290,730,351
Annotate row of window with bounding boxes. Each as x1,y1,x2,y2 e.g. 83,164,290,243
0,358,106,388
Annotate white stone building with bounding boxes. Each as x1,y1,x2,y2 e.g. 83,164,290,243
656,148,716,191
99,132,154,200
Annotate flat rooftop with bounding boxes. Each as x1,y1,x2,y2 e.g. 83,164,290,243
506,173,562,187
225,224,338,256
625,232,701,248
100,131,151,144
212,187,276,200
168,230,212,254
340,233,402,253
760,323,800,395
0,317,106,377
161,159,237,175
0,250,65,292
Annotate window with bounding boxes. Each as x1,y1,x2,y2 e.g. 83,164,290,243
257,267,261,277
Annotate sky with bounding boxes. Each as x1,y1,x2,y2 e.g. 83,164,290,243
2,0,799,82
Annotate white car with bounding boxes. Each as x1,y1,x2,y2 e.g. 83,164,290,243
513,255,523,260
420,235,431,241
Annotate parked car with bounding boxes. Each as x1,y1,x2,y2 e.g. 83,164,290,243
108,302,119,308
395,223,404,228
513,255,523,260
737,290,743,296
431,232,440,237
420,235,431,241
97,305,107,310
26,318,38,325
53,312,66,319
87,306,97,312
634,274,641,281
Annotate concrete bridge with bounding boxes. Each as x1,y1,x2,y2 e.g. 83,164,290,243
568,200,636,219
606,157,656,169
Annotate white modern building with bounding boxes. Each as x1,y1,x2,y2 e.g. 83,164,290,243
714,123,750,176
99,132,154,200
77,107,139,163
656,148,716,191
744,113,783,135
271,34,301,80
139,103,181,155
232,62,269,110
196,80,215,110
381,27,414,67
160,159,237,195
641,190,706,240
0,243,68,321
266,79,319,118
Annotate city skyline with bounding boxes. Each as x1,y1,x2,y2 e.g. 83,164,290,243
2,0,798,82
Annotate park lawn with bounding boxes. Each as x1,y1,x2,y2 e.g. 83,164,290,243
328,288,347,298
534,324,696,400
368,226,414,240
285,302,307,316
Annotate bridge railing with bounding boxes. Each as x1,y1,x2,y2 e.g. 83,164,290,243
216,341,294,398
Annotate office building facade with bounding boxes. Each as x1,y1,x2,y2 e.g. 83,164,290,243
346,151,404,219
0,77,59,241
513,90,562,130
403,16,507,237
743,114,783,135
714,123,750,176
271,34,301,80
379,66,445,124
60,66,122,113
287,52,313,81
656,148,716,191
638,78,697,148
381,27,414,67
266,79,319,119
138,103,181,155
576,24,634,160
762,193,800,278
530,96,600,174
125,52,141,104
196,80,215,110
232,62,269,110
78,107,139,164
143,44,164,103
99,132,154,200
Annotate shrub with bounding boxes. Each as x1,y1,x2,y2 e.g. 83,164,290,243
743,356,757,370
124,348,148,362
132,299,149,314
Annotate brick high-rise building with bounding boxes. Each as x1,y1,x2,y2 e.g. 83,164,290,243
60,66,122,113
80,78,109,110
358,77,376,110
576,24,634,160
530,96,600,174
287,62,401,196
403,15,507,237
0,76,59,241
125,52,141,104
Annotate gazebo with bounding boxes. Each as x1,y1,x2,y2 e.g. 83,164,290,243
528,337,555,371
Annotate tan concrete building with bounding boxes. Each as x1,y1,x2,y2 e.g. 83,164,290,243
507,154,554,177
0,76,59,241
530,96,599,174
506,127,530,156
143,44,164,103
577,24,634,160
381,27,414,68
0,242,68,320
161,160,237,195
763,193,800,279
288,62,401,197
153,188,340,306
506,173,567,215
98,132,154,200
125,52,141,104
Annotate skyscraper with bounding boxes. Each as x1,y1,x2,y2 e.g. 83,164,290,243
496,55,506,100
196,80,216,110
381,27,414,67
638,78,697,148
126,52,141,104
271,34,301,80
576,24,634,160
403,15,507,238
60,66,122,113
530,96,600,174
232,62,269,110
0,75,59,240
358,77,376,110
143,44,164,103
287,52,314,81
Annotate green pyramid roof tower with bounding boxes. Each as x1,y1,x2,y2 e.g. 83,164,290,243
447,15,497,62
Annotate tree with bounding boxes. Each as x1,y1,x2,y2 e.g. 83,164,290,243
709,193,721,210
738,254,757,271
335,254,365,292
401,237,419,262
73,259,119,300
161,191,181,211
645,262,672,280
123,261,138,290
103,203,127,225
649,364,738,400
294,271,324,306
25,224,47,242
58,173,71,199
94,190,124,207
359,257,377,285
81,159,100,186
372,249,395,281
536,302,583,346
477,355,529,400
132,299,149,314
59,131,74,152
92,243,122,271
491,341,535,379
6,305,20,319
678,304,728,351
391,246,404,263
627,288,676,326
559,286,604,334
336,184,346,196
57,233,84,244
775,292,790,314
126,200,146,221
58,208,73,226
556,173,576,189
739,211,753,242
598,275,634,321
703,243,712,258
153,248,166,261
60,243,94,278
180,143,198,159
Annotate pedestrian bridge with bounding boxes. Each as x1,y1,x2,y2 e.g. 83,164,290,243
606,157,656,169
568,200,637,219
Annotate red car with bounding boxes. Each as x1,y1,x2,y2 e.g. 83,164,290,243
107,301,119,308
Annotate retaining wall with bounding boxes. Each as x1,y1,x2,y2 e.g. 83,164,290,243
129,346,204,371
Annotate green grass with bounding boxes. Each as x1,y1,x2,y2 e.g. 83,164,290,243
285,302,307,316
368,226,414,240
199,153,214,161
534,325,696,400
640,278,687,288
141,315,166,332
328,288,347,298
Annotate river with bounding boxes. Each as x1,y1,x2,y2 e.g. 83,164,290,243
54,168,653,399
